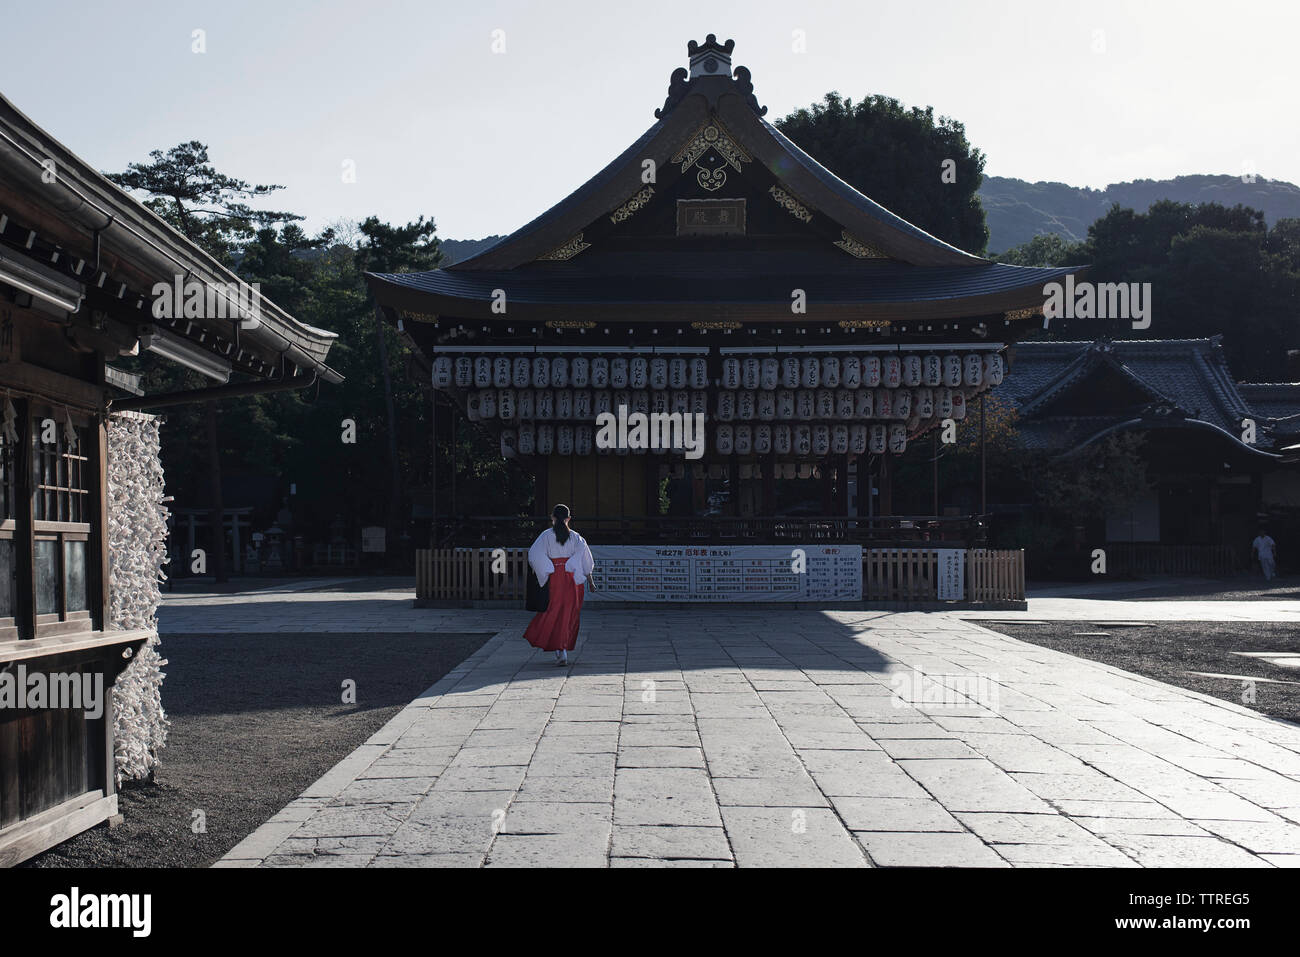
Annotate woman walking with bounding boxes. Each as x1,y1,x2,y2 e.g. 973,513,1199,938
525,504,594,665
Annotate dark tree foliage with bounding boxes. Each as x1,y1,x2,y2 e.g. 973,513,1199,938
775,92,989,254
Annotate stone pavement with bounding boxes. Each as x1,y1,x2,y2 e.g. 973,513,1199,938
183,583,1300,868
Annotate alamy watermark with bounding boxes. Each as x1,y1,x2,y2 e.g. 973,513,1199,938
890,668,1001,712
595,405,705,459
0,665,104,719
151,275,262,326
1042,276,1151,330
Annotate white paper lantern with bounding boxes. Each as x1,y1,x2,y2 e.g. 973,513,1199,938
537,424,554,455
717,391,735,421
883,355,902,388
951,391,967,420
755,424,772,454
650,357,669,390
936,388,953,417
757,391,776,421
760,358,779,391
801,357,821,388
532,356,551,388
629,356,647,389
796,390,815,420
794,425,812,456
690,357,709,389
557,425,573,456
610,357,628,389
869,424,887,453
816,389,835,418
494,357,511,387
837,390,855,419
575,426,593,455
964,354,983,387
742,357,760,390
591,357,609,388
613,390,631,415
850,425,868,454
557,389,574,419
536,389,554,419
691,391,708,414
774,425,792,455
893,389,912,419
813,425,830,456
669,358,687,389
500,429,517,458
888,424,908,454
923,355,942,386
721,357,741,390
863,356,882,387
433,356,453,388
984,353,1004,385
498,389,515,419
855,390,874,418
781,357,800,389
455,356,473,387
517,425,535,455
466,392,481,420
574,390,592,420
551,357,569,388
651,391,668,414
716,424,733,455
943,355,962,387
517,389,535,419
631,390,649,415
842,356,861,389
822,357,841,388
916,388,934,419
832,425,849,454
475,356,492,388
777,390,795,419
738,391,756,420
671,390,688,414
903,354,922,387
511,356,531,388
735,425,752,455
876,389,893,419
570,357,589,388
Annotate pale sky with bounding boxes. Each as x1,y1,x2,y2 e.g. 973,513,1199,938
4,0,1297,241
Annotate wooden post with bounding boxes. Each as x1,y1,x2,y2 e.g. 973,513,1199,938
980,393,987,516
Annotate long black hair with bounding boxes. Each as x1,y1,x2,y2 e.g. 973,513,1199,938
552,503,571,545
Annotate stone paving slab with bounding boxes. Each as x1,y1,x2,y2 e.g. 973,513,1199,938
194,585,1300,868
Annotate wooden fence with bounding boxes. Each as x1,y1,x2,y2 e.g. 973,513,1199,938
416,546,1024,604
1104,543,1238,577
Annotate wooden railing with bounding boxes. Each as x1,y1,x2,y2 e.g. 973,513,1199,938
416,546,1024,603
1104,543,1239,577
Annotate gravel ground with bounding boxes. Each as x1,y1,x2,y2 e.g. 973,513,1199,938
22,630,491,868
979,620,1300,725
1034,573,1300,602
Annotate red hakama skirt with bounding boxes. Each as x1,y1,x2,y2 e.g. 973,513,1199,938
523,557,584,652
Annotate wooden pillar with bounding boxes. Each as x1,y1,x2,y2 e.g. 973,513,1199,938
16,400,34,637
429,390,437,548
880,453,893,518
980,393,987,516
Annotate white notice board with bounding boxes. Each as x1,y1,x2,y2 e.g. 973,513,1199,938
936,549,966,600
585,544,862,602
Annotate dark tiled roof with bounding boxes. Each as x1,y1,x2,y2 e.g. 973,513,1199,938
1238,383,1300,430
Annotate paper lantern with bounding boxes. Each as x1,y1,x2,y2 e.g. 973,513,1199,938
546,357,566,388
556,389,574,419
433,356,453,388
517,389,535,419
671,390,688,414
984,353,1004,385
691,391,708,414
557,425,573,456
796,390,815,420
717,391,735,421
716,424,734,455
757,391,776,421
537,424,554,455
915,388,934,419
574,390,592,419
629,356,647,389
631,390,649,415
832,425,849,455
842,356,862,389
513,356,532,388
613,390,631,415
650,357,669,390
575,426,593,455
821,356,841,388
777,390,795,419
943,355,962,387
760,358,779,391
863,356,882,387
903,354,922,387
475,356,492,388
964,354,983,387
801,357,821,388
570,357,589,388
669,358,687,389
650,391,668,414
816,389,835,419
755,424,772,454
738,391,756,420
735,425,752,455
781,357,800,389
869,424,887,454
591,357,609,388
951,391,967,420
498,389,515,419
875,389,893,419
532,356,551,388
855,389,874,418
466,392,481,421
742,357,760,390
517,425,535,455
493,357,510,387
923,355,942,386
774,425,792,455
690,357,709,389
883,355,902,388
721,357,741,390
850,425,868,454
888,424,908,454
500,429,517,458
837,390,855,419
794,425,812,456
535,389,554,419
455,356,473,387
893,389,912,419
936,387,953,417
610,357,628,389
813,424,830,456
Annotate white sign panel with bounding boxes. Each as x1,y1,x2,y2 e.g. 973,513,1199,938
586,544,862,602
361,526,386,553
936,549,966,600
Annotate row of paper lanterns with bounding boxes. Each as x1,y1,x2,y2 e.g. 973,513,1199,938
466,387,969,422
435,353,1004,391
501,422,912,458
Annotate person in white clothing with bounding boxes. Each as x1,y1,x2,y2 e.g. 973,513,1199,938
524,504,595,664
1252,530,1277,582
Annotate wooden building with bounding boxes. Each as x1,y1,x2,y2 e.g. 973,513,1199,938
370,37,1084,599
0,93,341,864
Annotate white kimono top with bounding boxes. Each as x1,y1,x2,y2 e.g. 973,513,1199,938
528,527,595,587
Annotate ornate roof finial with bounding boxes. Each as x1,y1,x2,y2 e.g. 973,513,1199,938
655,36,768,119
687,34,735,78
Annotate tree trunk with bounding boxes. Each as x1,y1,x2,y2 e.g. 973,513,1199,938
206,400,227,583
